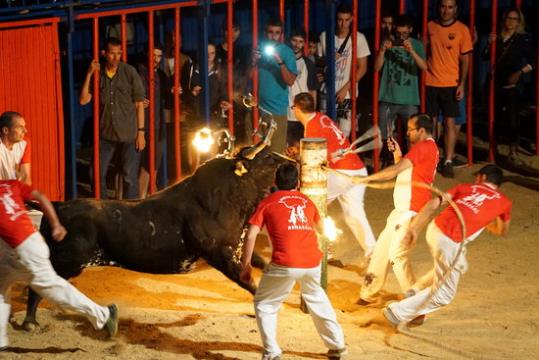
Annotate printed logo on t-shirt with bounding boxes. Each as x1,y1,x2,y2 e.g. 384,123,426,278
279,195,313,231
455,185,501,214
0,184,26,221
320,115,346,146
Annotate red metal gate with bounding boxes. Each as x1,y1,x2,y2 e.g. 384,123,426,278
0,18,65,200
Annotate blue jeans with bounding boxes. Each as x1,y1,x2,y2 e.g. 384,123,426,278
99,139,140,199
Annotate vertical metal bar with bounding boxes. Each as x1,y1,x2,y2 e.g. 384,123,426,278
420,0,428,113
279,0,285,42
174,7,182,180
52,21,66,200
514,0,522,8
536,7,539,155
303,0,309,55
488,0,497,162
399,0,406,14
351,0,357,142
252,0,259,134
198,0,210,125
66,5,77,199
227,0,234,134
148,10,156,194
326,0,336,121
121,14,127,62
372,0,381,171
92,17,101,199
466,0,475,165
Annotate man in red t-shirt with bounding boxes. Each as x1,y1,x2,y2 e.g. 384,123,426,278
292,92,376,261
0,180,119,351
241,164,346,360
356,114,439,305
384,165,511,326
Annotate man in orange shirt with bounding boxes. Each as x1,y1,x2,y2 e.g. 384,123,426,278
241,164,346,360
426,0,472,178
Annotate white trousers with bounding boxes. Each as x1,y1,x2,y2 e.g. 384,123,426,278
254,263,345,357
389,222,467,322
327,167,376,255
360,209,417,302
0,233,110,348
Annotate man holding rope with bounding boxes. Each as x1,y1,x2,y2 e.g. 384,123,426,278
384,164,511,326
356,114,438,305
292,92,376,260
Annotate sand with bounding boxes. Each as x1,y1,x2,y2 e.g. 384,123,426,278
3,159,539,360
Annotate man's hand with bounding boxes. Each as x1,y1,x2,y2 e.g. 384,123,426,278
455,84,465,101
143,98,150,108
487,33,497,44
273,51,283,65
403,39,413,53
251,48,262,66
136,132,146,151
87,60,100,76
336,83,350,104
402,228,418,247
382,39,392,51
507,70,522,86
353,175,368,184
240,263,253,284
51,224,67,242
192,85,202,97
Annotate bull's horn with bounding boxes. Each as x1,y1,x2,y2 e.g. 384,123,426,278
242,141,266,160
272,151,297,163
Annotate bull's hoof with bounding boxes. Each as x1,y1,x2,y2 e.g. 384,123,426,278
22,320,39,332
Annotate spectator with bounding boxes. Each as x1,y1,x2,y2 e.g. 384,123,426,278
381,12,395,43
375,15,426,163
79,37,146,199
287,29,318,146
251,18,297,153
163,31,193,179
306,32,319,64
384,165,511,326
240,163,347,360
137,45,168,198
425,0,473,178
0,111,31,185
216,20,252,146
0,180,119,350
482,8,535,163
318,3,370,139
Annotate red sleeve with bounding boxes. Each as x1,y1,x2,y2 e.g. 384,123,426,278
16,180,34,201
445,184,462,200
248,201,267,228
499,198,512,221
21,139,31,164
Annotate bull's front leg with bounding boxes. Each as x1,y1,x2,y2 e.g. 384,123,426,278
22,288,42,331
204,246,257,295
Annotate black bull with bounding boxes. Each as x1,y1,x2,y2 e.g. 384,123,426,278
23,146,289,329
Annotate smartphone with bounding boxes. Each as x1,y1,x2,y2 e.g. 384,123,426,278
392,37,404,47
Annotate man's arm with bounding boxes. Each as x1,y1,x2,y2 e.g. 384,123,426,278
356,56,368,82
356,157,412,183
374,41,390,72
403,39,427,71
19,163,31,185
79,60,100,105
30,190,67,242
135,101,146,151
486,216,511,236
240,224,261,283
273,52,297,86
456,53,470,100
403,195,446,246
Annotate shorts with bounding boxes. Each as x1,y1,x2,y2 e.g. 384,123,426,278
426,86,460,119
437,95,467,125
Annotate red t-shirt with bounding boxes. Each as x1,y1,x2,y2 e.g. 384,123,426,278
0,180,36,248
435,183,512,243
248,190,322,268
394,138,439,212
304,113,364,170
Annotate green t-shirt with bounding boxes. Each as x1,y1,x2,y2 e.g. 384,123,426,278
379,38,425,106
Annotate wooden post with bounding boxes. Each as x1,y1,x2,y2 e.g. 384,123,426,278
300,138,328,289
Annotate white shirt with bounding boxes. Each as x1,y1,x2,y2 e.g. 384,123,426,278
0,139,29,180
318,31,370,99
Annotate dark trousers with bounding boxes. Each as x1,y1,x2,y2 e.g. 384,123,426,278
496,87,519,146
99,139,140,199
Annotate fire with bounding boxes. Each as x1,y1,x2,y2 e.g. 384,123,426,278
323,216,341,242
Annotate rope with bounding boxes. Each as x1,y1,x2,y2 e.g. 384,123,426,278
322,165,479,358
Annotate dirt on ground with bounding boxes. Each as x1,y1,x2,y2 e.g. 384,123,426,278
3,152,539,360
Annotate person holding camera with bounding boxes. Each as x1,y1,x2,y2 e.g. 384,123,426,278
251,19,297,153
375,15,426,163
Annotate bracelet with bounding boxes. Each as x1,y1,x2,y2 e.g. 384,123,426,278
277,62,284,66
137,128,145,132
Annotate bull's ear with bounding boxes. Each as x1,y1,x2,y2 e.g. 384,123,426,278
234,161,248,176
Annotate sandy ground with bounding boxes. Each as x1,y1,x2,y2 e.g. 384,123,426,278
3,154,539,359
